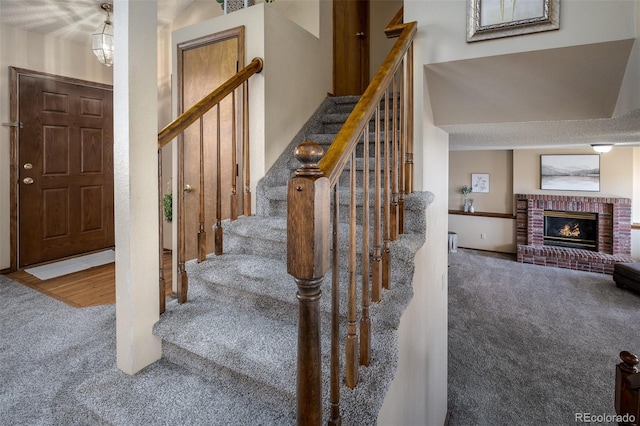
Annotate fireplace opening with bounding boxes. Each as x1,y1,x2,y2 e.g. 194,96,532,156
543,211,598,251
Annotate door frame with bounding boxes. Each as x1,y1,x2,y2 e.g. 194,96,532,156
8,67,113,272
173,26,245,294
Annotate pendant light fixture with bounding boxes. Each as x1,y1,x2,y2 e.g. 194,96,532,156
92,3,114,67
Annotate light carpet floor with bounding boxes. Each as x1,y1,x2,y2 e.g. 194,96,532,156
448,249,640,426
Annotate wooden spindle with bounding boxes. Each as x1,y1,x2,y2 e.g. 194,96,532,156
360,130,371,367
287,141,329,426
405,42,414,196
197,116,207,263
230,90,238,221
382,91,391,290
177,134,188,304
345,150,359,389
243,80,252,217
390,73,399,242
616,351,640,423
329,184,342,426
214,105,223,255
157,150,166,314
372,105,382,303
397,64,406,236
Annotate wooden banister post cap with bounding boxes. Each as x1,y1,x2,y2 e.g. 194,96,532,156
294,141,324,177
620,351,639,368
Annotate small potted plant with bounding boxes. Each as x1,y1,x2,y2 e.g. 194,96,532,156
460,185,472,212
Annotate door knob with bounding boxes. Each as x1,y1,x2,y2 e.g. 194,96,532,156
355,32,365,37
184,184,193,193
23,163,33,170
23,177,34,185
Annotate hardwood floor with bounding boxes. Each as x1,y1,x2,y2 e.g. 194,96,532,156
6,251,173,308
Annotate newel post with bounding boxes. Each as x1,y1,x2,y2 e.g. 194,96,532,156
287,142,330,426
616,351,640,425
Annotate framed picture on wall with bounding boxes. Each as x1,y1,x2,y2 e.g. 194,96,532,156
466,0,560,42
472,173,489,193
540,154,600,191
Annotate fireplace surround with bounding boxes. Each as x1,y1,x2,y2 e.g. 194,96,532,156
516,194,633,274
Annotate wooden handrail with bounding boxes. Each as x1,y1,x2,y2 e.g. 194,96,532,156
318,22,416,186
287,9,416,425
157,56,263,311
158,57,263,148
384,6,404,38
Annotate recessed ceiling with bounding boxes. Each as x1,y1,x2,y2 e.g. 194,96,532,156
0,0,197,45
426,39,640,150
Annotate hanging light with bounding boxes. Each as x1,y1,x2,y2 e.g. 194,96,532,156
92,3,114,67
591,144,613,153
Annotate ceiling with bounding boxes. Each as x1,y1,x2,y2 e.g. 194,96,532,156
0,0,196,43
2,2,638,151
426,39,640,150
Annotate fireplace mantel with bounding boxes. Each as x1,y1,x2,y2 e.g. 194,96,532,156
516,194,633,274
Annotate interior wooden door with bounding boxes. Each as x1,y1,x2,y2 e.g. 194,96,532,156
178,28,244,261
17,73,114,267
333,0,370,96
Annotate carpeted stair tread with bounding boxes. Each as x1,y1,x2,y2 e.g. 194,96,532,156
154,280,302,394
222,214,427,278
174,251,414,328
75,358,294,425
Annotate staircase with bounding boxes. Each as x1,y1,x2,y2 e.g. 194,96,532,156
151,95,433,424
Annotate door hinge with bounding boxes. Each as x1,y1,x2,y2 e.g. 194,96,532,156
2,122,23,128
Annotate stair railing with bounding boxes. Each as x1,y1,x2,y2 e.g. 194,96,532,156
615,350,640,424
157,57,263,312
287,10,416,425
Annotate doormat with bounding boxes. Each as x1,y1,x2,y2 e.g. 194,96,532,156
24,250,115,281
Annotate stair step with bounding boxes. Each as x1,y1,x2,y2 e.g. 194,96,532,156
74,357,294,425
153,95,430,425
154,281,303,397
153,259,413,426
256,190,432,235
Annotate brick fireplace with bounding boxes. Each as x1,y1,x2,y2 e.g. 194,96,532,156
516,194,633,274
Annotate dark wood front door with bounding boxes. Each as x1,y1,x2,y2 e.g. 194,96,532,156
333,0,370,96
16,72,114,267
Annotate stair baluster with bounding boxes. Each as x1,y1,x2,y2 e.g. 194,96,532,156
404,43,414,196
345,150,359,389
382,89,392,290
197,116,207,263
398,64,406,235
242,80,252,217
214,105,223,255
390,73,399,242
230,90,239,221
329,184,342,425
360,130,371,366
371,105,383,303
158,150,166,314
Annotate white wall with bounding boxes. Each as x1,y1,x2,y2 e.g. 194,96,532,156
0,24,113,271
381,1,640,423
264,3,332,168
370,0,404,78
